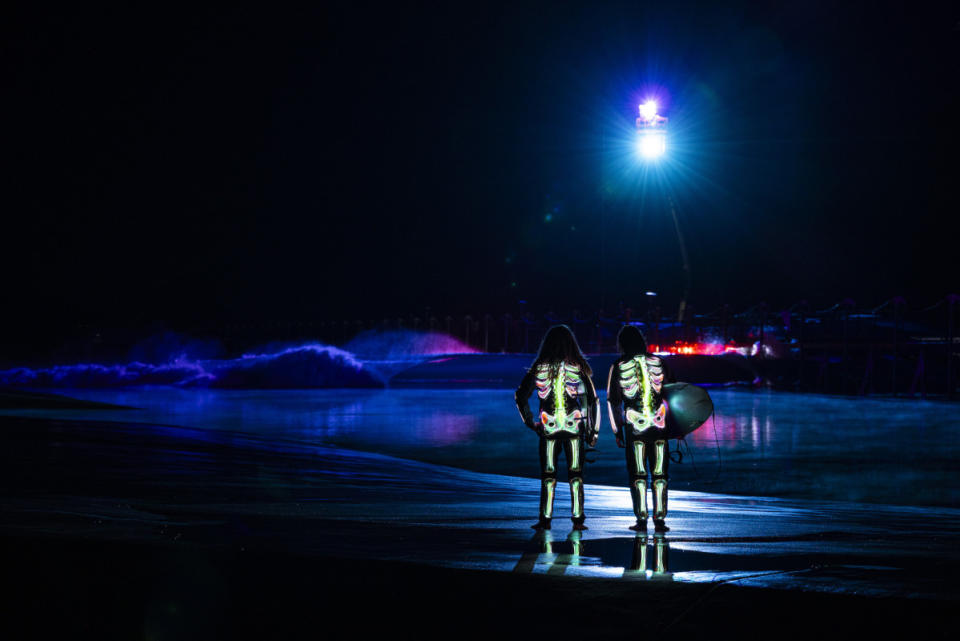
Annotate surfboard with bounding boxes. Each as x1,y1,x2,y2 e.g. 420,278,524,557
663,382,713,439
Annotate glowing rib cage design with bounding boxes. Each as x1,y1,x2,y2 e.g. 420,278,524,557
618,356,666,435
536,362,586,437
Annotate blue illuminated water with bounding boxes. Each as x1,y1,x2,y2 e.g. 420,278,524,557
4,387,958,506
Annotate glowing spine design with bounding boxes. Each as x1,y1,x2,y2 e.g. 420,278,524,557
553,364,567,426
539,362,583,436
620,356,666,433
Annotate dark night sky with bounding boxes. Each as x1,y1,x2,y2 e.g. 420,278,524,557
3,2,958,349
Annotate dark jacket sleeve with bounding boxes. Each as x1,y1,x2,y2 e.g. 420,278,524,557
583,372,600,439
606,363,625,435
514,368,538,431
661,356,676,384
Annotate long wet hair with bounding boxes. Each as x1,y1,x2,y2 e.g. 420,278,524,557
531,324,592,376
617,325,648,359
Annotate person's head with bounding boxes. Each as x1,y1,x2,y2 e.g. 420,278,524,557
617,325,648,358
533,324,591,375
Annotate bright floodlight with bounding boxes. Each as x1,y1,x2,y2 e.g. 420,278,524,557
638,100,658,122
638,131,666,159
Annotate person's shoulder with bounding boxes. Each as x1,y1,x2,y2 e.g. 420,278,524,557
563,360,586,377
645,354,664,365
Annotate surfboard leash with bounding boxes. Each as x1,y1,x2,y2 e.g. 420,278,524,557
675,409,723,483
711,408,723,477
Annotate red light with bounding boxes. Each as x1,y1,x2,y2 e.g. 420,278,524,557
654,340,747,356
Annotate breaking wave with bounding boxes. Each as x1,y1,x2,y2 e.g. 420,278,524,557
0,344,380,389
0,330,477,389
345,330,476,360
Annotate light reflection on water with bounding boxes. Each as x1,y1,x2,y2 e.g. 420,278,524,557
3,387,958,506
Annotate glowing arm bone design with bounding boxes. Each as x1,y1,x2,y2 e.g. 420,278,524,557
607,364,623,435
582,372,601,440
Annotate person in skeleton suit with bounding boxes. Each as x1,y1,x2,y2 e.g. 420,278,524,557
606,325,675,532
515,325,600,531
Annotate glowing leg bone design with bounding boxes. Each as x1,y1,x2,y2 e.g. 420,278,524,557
535,362,591,525
570,477,584,520
567,436,585,523
631,479,648,520
541,478,557,520
537,437,560,522
629,441,649,520
653,440,668,521
512,531,586,576
544,440,557,474
653,440,666,476
653,479,668,521
625,437,669,524
627,534,670,578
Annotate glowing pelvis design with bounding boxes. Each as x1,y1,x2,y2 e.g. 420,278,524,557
626,404,666,433
535,362,586,436
541,409,583,436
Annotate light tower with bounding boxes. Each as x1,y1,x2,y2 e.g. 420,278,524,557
636,100,667,159
635,99,690,322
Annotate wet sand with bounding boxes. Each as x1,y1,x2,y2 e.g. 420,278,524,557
3,533,953,639
0,388,131,410
1,412,956,637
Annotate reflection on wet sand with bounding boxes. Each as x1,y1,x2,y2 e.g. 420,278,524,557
512,531,584,575
513,531,671,580
624,533,671,580
7,386,957,505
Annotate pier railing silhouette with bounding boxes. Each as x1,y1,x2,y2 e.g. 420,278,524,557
222,295,956,398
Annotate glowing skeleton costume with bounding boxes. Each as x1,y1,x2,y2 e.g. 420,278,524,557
515,361,600,527
606,354,674,529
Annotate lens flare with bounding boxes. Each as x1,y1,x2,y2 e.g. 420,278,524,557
638,131,666,158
